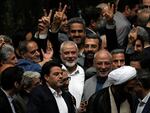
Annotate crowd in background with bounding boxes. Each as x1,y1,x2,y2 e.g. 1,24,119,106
0,0,150,113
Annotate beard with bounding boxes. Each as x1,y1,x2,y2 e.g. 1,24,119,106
96,16,107,31
84,51,95,59
62,59,77,67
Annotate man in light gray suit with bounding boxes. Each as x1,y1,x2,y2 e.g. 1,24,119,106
79,50,112,113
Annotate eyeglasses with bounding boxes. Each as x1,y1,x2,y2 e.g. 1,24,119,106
29,49,39,55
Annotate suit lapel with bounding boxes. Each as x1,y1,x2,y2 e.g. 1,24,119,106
62,92,75,113
0,89,14,113
142,97,150,113
42,84,60,112
88,75,97,95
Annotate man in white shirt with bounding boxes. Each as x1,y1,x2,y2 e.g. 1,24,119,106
60,41,85,108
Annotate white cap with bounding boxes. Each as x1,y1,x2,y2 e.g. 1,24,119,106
103,66,137,88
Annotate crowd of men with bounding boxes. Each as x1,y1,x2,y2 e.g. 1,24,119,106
0,0,150,113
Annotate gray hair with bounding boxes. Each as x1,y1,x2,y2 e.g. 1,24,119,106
60,41,78,53
0,35,12,45
23,71,41,78
137,26,149,42
21,71,41,90
0,44,15,63
137,8,150,26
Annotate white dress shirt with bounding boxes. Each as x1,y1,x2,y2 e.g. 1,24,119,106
62,64,85,108
48,86,68,113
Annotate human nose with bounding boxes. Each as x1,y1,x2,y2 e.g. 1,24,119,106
117,61,121,67
15,57,18,64
134,46,137,52
58,72,63,78
64,20,68,24
102,63,106,69
68,52,74,57
75,31,79,36
35,50,40,56
86,45,92,51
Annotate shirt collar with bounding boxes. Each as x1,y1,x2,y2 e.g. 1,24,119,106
61,64,80,76
48,85,62,96
71,69,79,76
1,88,14,102
138,91,150,105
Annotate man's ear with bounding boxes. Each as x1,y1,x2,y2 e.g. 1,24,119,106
44,75,49,81
14,81,20,89
23,52,29,58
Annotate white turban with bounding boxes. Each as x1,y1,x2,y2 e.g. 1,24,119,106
103,66,137,88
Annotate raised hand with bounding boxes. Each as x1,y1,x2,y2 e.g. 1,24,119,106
54,2,67,21
41,40,53,62
51,3,67,32
38,10,52,34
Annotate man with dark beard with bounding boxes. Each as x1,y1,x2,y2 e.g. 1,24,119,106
78,34,101,71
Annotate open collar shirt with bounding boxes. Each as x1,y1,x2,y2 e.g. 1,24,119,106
62,64,85,108
48,86,68,113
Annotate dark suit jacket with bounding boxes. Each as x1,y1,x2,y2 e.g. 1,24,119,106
0,88,25,113
141,97,150,113
27,84,76,113
87,87,137,113
0,88,14,113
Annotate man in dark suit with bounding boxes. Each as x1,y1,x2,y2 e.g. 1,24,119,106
0,66,24,113
27,60,76,113
130,70,150,113
86,66,137,113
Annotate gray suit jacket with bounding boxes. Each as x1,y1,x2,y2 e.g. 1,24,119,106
82,75,97,101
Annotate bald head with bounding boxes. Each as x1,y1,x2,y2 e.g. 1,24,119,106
94,49,112,62
94,49,112,77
